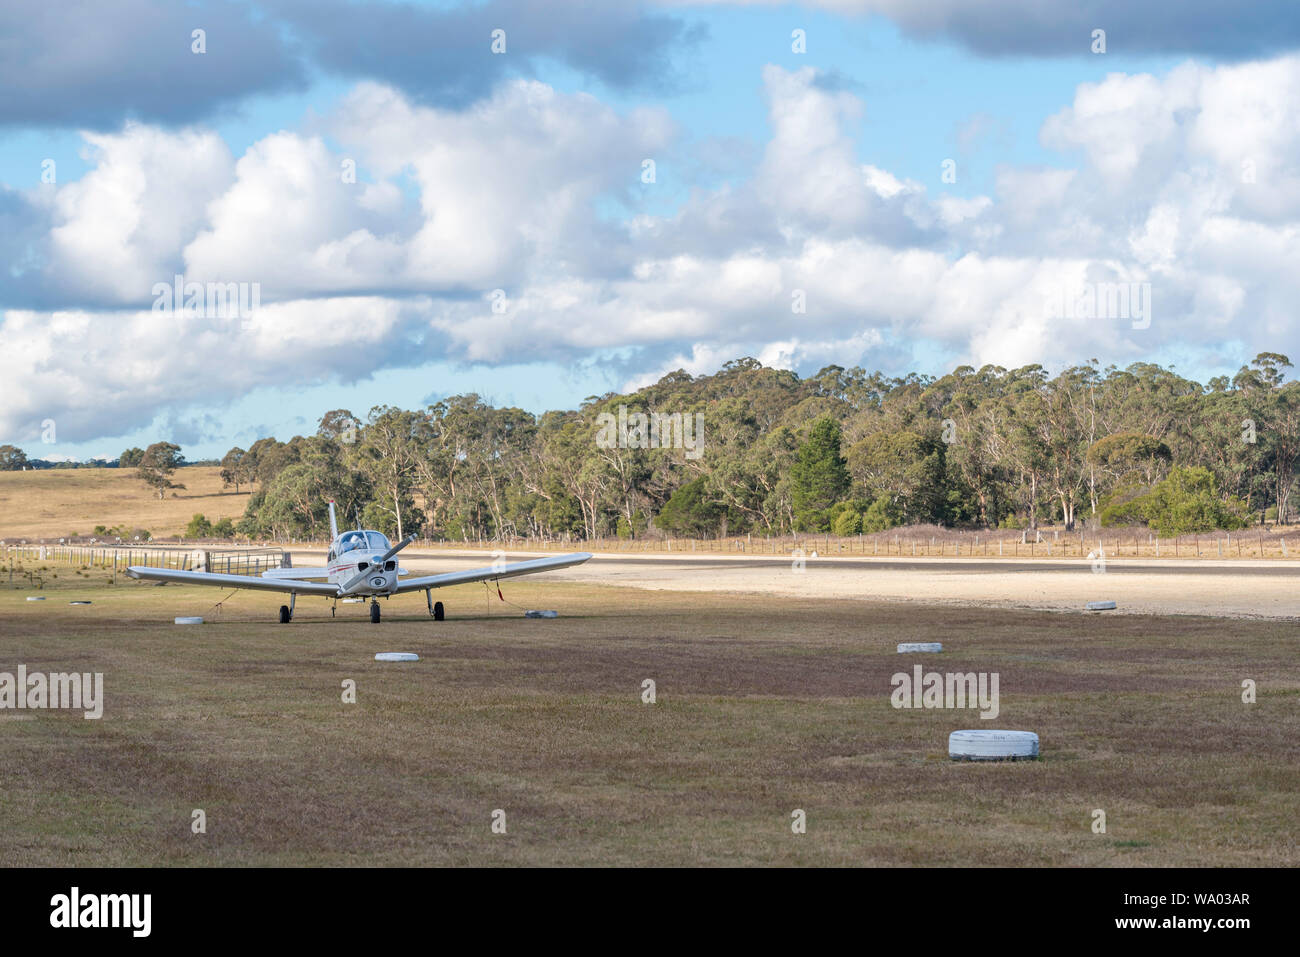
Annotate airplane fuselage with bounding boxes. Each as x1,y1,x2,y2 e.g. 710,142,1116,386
327,529,403,596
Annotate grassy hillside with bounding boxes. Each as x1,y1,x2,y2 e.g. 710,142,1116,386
0,466,249,540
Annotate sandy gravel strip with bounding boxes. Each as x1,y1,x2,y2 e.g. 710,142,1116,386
288,547,1300,620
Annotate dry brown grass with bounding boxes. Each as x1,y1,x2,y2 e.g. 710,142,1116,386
0,565,1296,866
0,466,247,540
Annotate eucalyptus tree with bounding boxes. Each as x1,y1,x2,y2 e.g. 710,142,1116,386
354,405,427,540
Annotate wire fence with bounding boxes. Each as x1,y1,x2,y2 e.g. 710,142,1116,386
2,544,286,576
401,528,1300,560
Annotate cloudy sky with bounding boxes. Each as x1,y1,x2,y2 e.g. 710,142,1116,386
4,0,1300,460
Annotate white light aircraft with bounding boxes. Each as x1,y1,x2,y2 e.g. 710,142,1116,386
127,501,592,623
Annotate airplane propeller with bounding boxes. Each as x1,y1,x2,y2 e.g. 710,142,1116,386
340,534,418,593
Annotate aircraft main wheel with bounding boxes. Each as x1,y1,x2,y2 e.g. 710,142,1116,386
279,605,291,624
433,601,444,621
370,602,381,624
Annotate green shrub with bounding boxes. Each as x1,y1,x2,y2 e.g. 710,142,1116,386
185,514,212,538
832,509,862,536
862,495,902,533
655,479,721,538
1135,467,1249,535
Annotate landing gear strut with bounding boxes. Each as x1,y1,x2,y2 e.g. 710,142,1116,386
426,589,444,621
279,593,296,623
369,601,381,624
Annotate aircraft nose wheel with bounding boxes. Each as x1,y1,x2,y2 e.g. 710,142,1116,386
369,601,381,624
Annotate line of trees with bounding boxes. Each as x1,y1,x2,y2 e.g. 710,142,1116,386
0,445,217,470
217,353,1296,541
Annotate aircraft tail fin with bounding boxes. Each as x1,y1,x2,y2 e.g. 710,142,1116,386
328,500,339,540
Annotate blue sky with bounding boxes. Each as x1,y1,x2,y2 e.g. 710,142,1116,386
3,0,1299,461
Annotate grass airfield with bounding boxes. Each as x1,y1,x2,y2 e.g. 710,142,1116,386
1,566,1298,867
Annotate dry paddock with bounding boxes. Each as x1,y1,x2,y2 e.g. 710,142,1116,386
0,555,1296,866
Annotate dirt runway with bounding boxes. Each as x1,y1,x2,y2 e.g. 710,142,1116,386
293,548,1300,620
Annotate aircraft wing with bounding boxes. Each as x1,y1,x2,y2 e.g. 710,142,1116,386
260,567,330,581
126,566,341,596
391,552,593,594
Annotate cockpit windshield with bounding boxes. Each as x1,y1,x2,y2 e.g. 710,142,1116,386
337,531,391,554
